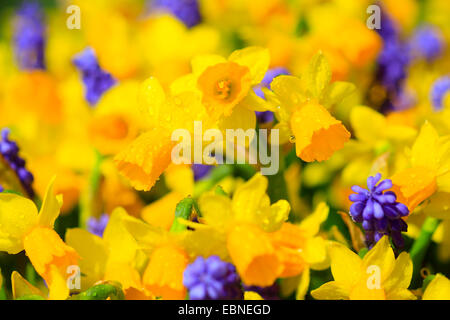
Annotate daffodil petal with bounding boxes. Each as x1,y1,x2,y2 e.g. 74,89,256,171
383,252,413,291
422,274,450,300
0,193,38,254
311,281,349,300
228,47,270,85
329,242,362,287
362,236,395,283
38,176,62,228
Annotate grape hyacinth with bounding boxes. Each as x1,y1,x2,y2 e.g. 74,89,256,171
192,164,213,181
430,76,450,111
410,25,445,62
375,7,411,112
254,67,290,124
349,173,409,248
183,256,243,300
13,1,46,70
0,185,3,193
73,47,117,106
150,0,201,28
0,128,34,197
87,213,110,238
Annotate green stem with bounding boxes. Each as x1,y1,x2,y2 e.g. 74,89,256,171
410,216,440,287
267,146,289,204
80,150,104,228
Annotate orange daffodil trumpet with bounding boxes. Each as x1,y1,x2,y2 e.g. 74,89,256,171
266,52,353,162
176,174,330,289
390,122,450,212
114,47,271,192
0,177,79,300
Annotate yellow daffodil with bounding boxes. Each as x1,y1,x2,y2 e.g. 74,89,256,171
311,236,416,300
268,52,352,162
0,178,79,300
114,76,211,191
276,203,331,299
391,122,450,212
172,46,270,127
341,105,417,187
66,207,150,298
183,173,290,286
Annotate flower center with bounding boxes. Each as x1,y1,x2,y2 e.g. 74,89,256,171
215,79,232,100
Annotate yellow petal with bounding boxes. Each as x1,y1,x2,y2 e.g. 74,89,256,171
329,242,362,287
350,106,386,143
299,202,329,237
228,47,270,85
138,77,166,127
218,103,256,147
270,75,307,111
323,81,356,108
65,228,108,290
104,261,142,291
165,165,194,196
0,193,38,254
411,122,439,169
244,291,264,300
311,281,349,300
422,274,450,300
191,54,227,75
170,74,198,95
383,252,413,291
47,266,69,300
198,193,233,229
232,173,268,222
424,192,450,220
38,176,63,228
303,237,329,270
141,192,184,230
362,236,395,283
304,52,331,99
272,122,291,145
11,271,45,300
295,267,310,300
181,227,229,261
262,199,290,232
121,211,166,254
102,208,139,263
239,90,275,112
385,288,417,300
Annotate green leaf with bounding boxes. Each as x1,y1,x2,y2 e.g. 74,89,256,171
16,294,45,300
305,52,331,99
70,282,125,300
323,81,356,107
